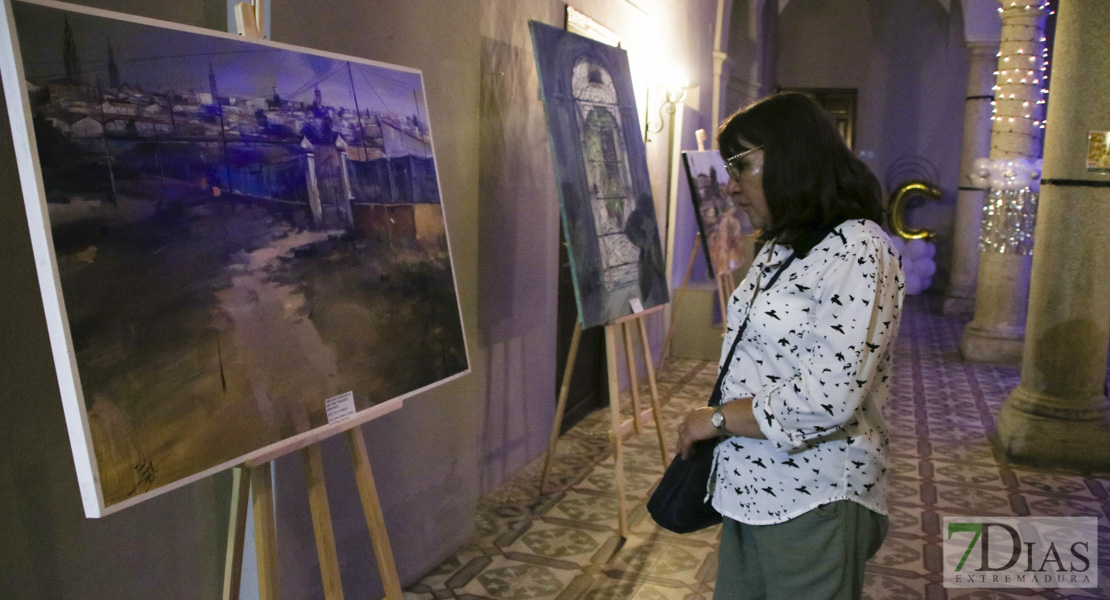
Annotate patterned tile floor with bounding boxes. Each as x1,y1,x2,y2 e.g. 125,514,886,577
404,296,1110,600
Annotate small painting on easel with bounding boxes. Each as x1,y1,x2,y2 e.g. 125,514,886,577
0,0,469,517
681,151,747,279
530,21,668,329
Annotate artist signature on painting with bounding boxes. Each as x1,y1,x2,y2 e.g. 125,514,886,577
127,457,164,497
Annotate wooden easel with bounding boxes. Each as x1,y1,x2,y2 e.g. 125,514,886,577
222,6,404,600
221,427,404,600
539,304,669,538
660,232,742,369
714,269,737,336
660,232,701,367
659,130,742,366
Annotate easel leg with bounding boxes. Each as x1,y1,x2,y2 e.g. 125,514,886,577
621,322,643,434
251,463,280,600
541,322,583,494
636,317,669,468
222,467,252,600
302,445,345,600
661,232,701,370
719,272,737,334
603,325,629,538
715,274,729,333
346,428,404,600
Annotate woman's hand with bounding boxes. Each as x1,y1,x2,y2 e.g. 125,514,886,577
675,407,719,460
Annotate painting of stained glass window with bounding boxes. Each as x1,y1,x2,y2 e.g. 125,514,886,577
530,21,667,329
0,0,468,517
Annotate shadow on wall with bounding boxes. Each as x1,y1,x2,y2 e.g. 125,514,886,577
476,29,560,493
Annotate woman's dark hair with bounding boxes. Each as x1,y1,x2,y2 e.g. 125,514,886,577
717,92,882,249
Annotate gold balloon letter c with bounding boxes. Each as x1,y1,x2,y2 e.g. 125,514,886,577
889,181,941,240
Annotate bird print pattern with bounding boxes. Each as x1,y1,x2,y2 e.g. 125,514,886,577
711,219,905,525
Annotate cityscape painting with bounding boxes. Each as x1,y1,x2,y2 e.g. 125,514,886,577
681,151,747,279
530,21,668,329
0,0,469,516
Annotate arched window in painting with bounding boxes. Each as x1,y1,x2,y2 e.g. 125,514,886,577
571,57,638,292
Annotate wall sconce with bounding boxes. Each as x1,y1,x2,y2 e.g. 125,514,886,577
643,72,688,143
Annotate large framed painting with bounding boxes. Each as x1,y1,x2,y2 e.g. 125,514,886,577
529,21,668,329
681,151,746,279
0,0,469,517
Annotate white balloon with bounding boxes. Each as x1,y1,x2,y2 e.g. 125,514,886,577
973,157,992,173
905,239,927,260
905,275,924,296
902,259,917,277
917,258,937,278
922,241,936,259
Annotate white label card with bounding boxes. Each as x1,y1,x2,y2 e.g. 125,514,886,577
629,298,644,313
325,391,357,425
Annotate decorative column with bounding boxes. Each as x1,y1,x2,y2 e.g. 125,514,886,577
943,41,999,315
335,136,355,229
711,49,727,135
301,136,323,227
710,0,728,136
960,2,1047,363
997,0,1110,471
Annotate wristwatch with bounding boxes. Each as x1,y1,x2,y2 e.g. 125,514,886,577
710,407,728,435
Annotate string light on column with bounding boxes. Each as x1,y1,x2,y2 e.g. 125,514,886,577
990,1,1051,133
979,0,1051,255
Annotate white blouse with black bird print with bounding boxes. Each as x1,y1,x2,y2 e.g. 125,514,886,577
710,218,905,525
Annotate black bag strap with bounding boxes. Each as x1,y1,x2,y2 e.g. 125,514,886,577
706,222,845,408
708,246,810,407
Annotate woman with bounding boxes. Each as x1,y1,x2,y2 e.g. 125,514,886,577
674,92,905,599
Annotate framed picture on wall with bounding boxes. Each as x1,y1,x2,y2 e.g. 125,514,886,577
0,0,469,517
779,87,858,149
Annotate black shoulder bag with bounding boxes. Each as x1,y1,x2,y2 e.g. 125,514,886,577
646,247,805,533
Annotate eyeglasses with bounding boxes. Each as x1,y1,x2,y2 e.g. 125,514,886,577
723,145,764,181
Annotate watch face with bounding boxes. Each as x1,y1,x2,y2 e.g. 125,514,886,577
711,410,724,428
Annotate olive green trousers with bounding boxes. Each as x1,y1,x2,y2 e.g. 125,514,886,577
713,501,888,600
